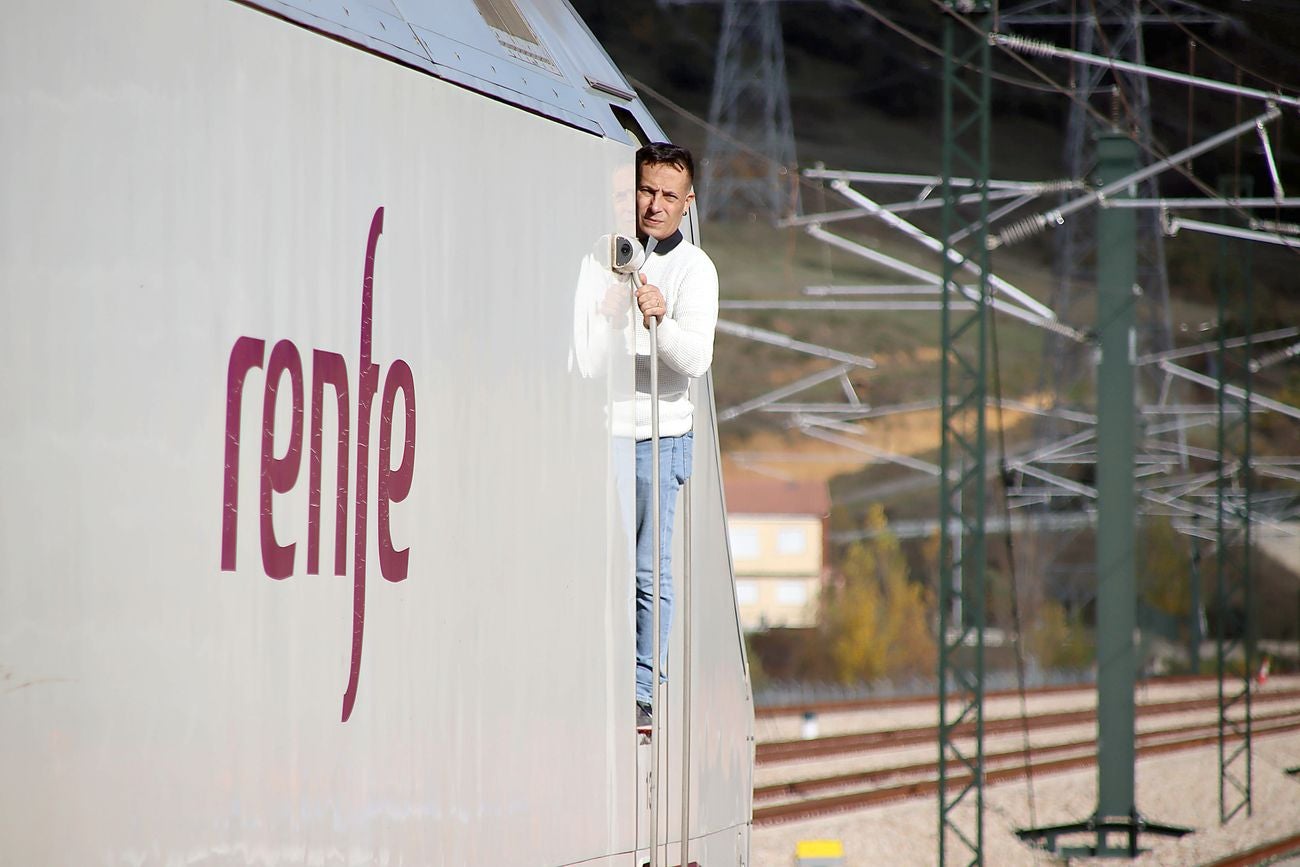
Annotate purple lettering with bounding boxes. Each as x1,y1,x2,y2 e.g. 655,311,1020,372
222,205,414,723
342,206,384,723
221,337,266,572
379,360,415,583
308,350,351,577
260,339,304,580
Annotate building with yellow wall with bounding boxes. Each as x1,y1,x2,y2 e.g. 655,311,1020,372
725,477,830,631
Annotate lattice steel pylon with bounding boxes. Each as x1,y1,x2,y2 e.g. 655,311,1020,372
937,3,992,864
1215,175,1254,825
699,0,798,220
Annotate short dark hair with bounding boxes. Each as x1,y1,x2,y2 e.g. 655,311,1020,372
637,142,695,184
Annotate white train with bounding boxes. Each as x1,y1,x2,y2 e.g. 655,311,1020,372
0,1,753,863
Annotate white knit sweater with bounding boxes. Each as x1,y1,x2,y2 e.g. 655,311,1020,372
622,232,719,440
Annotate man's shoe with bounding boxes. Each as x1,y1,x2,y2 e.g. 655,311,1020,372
636,701,652,731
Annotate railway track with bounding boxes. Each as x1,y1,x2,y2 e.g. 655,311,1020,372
756,686,1300,764
1203,832,1300,867
755,707,1300,803
755,674,1214,719
752,715,1300,826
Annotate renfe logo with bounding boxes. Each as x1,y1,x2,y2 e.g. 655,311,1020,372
220,207,416,722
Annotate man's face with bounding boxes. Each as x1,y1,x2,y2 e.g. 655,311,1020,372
637,162,695,242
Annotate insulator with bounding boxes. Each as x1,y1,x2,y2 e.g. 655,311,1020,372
1250,341,1300,372
993,213,1050,248
996,33,1057,59
1250,217,1300,236
1057,322,1088,343
1037,180,1084,194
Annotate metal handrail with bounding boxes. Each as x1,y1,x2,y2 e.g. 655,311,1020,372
648,307,663,867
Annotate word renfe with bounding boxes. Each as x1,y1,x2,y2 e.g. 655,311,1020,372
220,207,416,722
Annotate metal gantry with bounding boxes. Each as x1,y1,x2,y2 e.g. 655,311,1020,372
1215,178,1255,824
937,3,992,864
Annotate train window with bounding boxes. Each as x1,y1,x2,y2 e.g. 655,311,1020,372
609,105,648,148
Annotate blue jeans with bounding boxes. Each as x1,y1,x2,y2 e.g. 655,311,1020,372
635,432,693,706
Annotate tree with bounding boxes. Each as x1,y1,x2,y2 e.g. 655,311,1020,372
821,504,936,683
1027,599,1095,671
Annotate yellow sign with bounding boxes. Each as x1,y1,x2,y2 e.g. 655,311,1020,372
796,839,845,858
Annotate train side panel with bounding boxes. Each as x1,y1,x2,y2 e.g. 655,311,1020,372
1,1,653,863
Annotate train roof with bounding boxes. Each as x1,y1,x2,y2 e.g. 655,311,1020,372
242,0,663,142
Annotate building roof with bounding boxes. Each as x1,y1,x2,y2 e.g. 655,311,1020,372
725,476,831,517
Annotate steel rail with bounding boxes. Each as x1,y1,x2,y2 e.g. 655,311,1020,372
1203,832,1300,867
753,718,1300,826
755,707,1300,803
756,687,1300,764
755,674,1215,719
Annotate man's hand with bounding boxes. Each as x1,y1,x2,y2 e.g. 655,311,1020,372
599,278,631,319
636,274,666,328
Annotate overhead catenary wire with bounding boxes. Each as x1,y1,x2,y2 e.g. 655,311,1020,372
988,107,1281,249
632,0,1300,307
987,265,1040,831
839,0,1063,94
1147,0,1300,96
1165,215,1300,250
806,224,1090,342
830,180,1057,318
991,32,1300,111
637,1,1300,257
919,0,1300,257
835,4,1300,478
632,2,1300,511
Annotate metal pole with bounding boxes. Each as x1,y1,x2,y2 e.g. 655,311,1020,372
649,311,663,867
937,3,992,863
679,477,692,867
1093,132,1139,838
1216,176,1255,824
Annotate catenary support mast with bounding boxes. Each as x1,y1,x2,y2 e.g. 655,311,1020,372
937,3,992,863
1215,176,1255,824
1017,134,1191,857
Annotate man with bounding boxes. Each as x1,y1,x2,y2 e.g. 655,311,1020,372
631,143,719,730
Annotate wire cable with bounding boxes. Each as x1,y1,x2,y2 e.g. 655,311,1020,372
1147,0,1300,95
639,0,1297,251
924,0,1300,260
842,0,1063,93
988,283,1041,830
1085,1,1291,266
